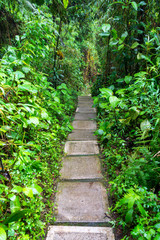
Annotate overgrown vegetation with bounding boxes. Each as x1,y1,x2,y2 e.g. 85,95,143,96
0,0,84,239
0,0,159,239
91,1,160,239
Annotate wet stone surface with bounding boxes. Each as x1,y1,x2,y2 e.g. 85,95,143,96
55,182,109,222
60,156,103,180
46,226,115,240
68,130,97,141
65,141,99,155
74,113,96,120
76,107,96,113
72,121,97,130
46,96,115,240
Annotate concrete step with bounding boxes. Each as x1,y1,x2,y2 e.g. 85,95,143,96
65,141,99,155
46,226,115,240
72,121,97,130
55,182,109,223
68,130,96,141
76,107,96,113
78,96,93,101
74,113,96,120
78,103,94,108
60,156,103,180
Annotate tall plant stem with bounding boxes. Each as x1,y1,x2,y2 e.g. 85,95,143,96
53,17,62,86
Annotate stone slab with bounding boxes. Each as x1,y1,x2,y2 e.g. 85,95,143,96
65,141,99,155
76,107,96,113
68,130,96,141
55,182,109,222
78,96,92,100
72,121,97,130
46,226,115,240
78,102,93,106
74,113,96,120
60,156,102,180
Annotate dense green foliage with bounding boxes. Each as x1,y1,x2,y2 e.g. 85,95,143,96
91,0,160,239
0,1,83,239
0,0,159,239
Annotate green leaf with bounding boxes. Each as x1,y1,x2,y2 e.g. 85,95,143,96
63,0,69,8
3,210,30,224
96,129,104,135
131,1,138,11
10,196,21,213
118,44,124,50
41,109,49,119
137,54,154,65
100,88,113,98
131,42,139,49
124,76,132,84
120,31,128,43
0,227,6,240
129,107,140,120
18,81,37,94
27,117,39,126
140,119,151,132
14,71,25,80
99,32,110,37
23,187,33,198
11,186,23,193
31,184,43,195
111,29,118,39
154,234,160,240
109,96,120,108
125,208,133,223
99,103,108,109
137,202,147,216
106,134,111,140
102,24,111,32
154,223,160,229
109,38,119,46
22,67,30,73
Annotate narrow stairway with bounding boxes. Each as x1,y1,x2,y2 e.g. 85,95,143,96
46,96,115,240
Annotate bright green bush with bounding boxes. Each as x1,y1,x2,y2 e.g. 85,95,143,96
0,4,78,239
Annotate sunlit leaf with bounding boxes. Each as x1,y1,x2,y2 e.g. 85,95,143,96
121,31,128,41
140,119,151,132
27,117,39,126
11,186,23,193
129,106,140,120
99,103,108,109
118,44,124,50
102,24,111,32
14,71,25,80
100,88,113,98
10,196,21,213
109,96,120,108
96,129,104,135
131,42,139,49
63,0,69,8
23,187,33,198
0,227,6,240
131,1,138,11
41,109,49,119
124,76,132,84
109,38,119,46
22,67,30,73
31,184,43,195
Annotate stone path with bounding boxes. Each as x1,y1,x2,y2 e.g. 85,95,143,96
46,96,115,240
